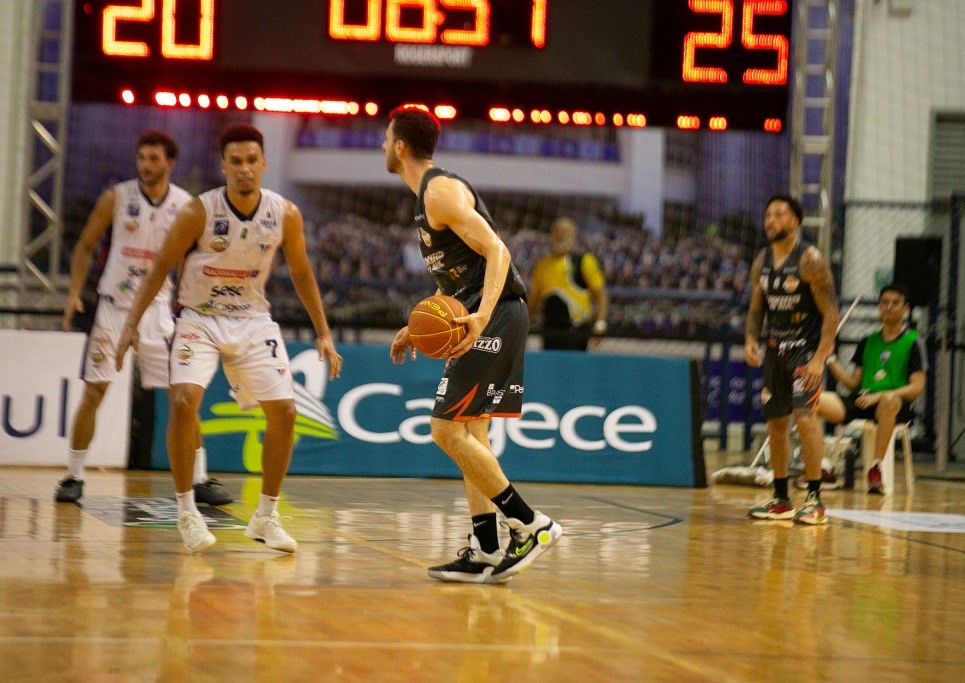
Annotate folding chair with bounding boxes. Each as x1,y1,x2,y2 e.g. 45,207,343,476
832,420,914,495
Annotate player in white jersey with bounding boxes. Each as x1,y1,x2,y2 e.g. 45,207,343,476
55,131,231,507
117,123,343,554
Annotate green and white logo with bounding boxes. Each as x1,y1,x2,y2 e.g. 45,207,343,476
200,350,338,472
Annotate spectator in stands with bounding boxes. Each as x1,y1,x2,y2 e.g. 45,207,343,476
528,218,610,350
819,282,927,494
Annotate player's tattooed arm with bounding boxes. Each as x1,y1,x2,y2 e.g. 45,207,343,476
743,251,765,367
801,246,839,363
744,251,765,342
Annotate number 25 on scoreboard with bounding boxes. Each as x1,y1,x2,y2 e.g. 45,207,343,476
683,0,789,85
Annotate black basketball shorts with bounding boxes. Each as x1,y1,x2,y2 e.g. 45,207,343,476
432,297,527,421
761,343,824,419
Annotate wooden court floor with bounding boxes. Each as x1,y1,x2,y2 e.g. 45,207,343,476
0,465,962,682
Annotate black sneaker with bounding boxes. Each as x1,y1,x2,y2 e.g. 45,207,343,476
491,511,563,580
55,476,84,503
193,478,233,506
428,535,508,584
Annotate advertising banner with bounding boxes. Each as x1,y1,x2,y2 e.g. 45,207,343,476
0,329,133,466
703,359,763,424
153,343,704,487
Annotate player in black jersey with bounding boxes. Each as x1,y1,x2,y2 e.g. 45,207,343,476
384,105,562,583
744,194,840,524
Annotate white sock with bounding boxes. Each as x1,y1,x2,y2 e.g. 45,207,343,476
256,493,279,518
68,449,87,480
176,489,200,516
193,447,208,485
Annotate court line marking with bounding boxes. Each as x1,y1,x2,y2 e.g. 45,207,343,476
310,520,729,681
579,495,685,528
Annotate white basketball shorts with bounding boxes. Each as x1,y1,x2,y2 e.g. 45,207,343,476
82,297,173,388
170,309,294,409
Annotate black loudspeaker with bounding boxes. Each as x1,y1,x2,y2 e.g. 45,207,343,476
894,237,942,307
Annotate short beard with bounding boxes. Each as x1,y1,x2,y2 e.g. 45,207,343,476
767,227,790,243
238,188,255,196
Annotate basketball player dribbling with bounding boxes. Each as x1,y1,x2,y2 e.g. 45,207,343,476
384,105,563,583
116,123,343,553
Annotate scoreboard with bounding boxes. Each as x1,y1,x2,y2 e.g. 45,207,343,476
71,1,793,130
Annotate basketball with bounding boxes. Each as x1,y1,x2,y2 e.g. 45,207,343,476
407,295,468,359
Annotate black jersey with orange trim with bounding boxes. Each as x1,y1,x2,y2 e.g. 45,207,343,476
758,239,822,351
414,167,526,313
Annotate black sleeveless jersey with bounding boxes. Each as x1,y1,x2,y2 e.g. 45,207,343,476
413,167,527,312
758,239,822,348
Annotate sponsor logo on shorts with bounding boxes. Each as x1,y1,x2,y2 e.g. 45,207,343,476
486,384,505,402
472,337,502,353
436,378,449,396
274,363,287,377
510,384,524,393
176,345,193,365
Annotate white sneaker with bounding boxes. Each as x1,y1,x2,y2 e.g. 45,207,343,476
491,511,563,580
177,511,216,553
245,511,298,553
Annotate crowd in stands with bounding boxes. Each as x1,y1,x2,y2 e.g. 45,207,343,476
267,197,753,339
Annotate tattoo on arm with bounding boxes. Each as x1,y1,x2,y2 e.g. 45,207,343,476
801,247,839,353
745,252,765,340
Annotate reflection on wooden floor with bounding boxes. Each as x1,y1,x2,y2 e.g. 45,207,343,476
0,466,962,681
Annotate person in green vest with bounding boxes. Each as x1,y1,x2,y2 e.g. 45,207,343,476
821,282,927,493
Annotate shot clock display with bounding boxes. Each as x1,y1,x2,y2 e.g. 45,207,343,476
71,0,793,130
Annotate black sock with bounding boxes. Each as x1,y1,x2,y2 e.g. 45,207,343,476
774,476,789,499
471,513,499,554
808,480,822,496
491,484,535,525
